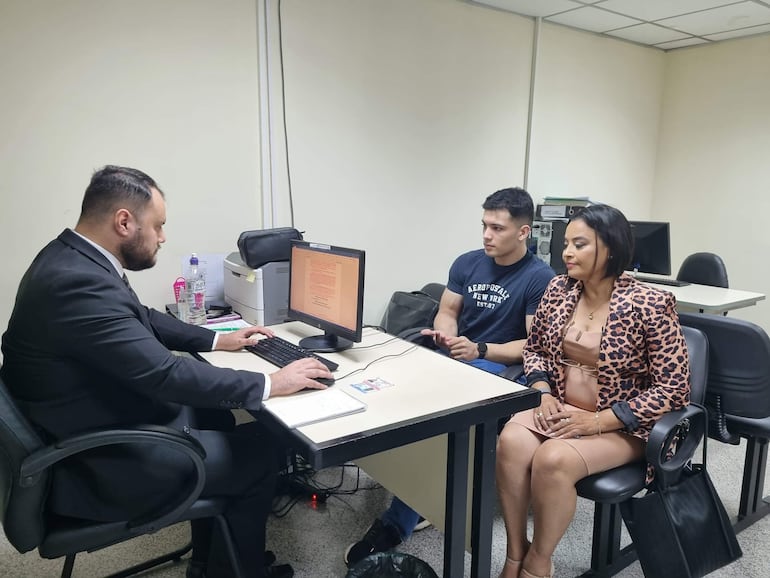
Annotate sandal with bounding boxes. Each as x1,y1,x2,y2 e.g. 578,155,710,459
499,557,522,578
519,561,555,578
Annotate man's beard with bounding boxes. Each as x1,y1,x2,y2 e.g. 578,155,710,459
120,234,157,271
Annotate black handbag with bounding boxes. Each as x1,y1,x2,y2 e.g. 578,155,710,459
380,290,440,337
237,227,302,269
620,420,742,578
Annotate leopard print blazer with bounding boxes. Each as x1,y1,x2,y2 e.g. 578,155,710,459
523,272,690,442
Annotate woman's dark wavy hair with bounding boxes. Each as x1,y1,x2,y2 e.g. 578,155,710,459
570,204,633,278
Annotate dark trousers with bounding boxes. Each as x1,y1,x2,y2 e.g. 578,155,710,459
189,410,278,577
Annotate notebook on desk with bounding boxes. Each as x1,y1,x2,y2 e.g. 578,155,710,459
265,388,367,429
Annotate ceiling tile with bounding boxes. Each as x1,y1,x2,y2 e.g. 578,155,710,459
659,1,770,36
547,6,642,32
598,0,738,22
705,21,770,39
655,37,711,50
470,0,579,18
606,23,691,44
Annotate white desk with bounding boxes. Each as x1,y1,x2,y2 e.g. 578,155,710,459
641,280,765,314
200,322,538,578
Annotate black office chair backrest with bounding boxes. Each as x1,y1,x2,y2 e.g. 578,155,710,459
682,325,709,406
0,375,48,553
679,313,770,418
676,252,729,288
419,283,446,303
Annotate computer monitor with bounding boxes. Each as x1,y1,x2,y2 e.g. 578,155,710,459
629,221,672,276
288,240,365,352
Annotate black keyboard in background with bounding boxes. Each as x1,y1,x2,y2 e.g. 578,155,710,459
634,275,690,287
245,336,339,371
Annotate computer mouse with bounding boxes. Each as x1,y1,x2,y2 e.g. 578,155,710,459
313,377,336,387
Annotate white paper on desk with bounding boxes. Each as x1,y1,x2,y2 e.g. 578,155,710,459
206,318,251,331
265,388,367,429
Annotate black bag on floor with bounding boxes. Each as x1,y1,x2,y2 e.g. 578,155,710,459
346,552,438,578
620,457,742,578
380,290,439,337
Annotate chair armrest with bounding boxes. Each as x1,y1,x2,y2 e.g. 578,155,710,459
19,424,207,534
646,404,706,490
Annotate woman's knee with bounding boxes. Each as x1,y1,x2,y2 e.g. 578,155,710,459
497,423,539,463
532,440,586,481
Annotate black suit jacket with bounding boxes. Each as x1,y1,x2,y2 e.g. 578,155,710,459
1,229,267,519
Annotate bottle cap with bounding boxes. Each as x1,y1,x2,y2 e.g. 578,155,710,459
190,253,199,265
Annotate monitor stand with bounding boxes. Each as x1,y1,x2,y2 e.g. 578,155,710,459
298,331,353,353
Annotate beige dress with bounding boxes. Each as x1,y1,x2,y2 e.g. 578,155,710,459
511,325,644,475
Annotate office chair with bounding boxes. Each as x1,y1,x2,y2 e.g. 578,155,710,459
678,312,770,533
573,325,709,577
0,375,243,578
676,252,729,288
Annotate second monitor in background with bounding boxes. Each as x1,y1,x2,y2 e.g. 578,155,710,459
629,221,671,276
288,240,366,353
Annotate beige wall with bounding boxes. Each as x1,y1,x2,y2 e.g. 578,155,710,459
528,23,665,219
272,0,535,323
1,0,768,359
653,34,770,328
0,0,262,354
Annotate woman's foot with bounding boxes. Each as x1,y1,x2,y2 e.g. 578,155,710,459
519,560,555,578
499,556,522,578
500,541,530,578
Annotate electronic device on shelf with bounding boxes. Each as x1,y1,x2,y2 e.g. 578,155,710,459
629,221,672,277
287,240,366,353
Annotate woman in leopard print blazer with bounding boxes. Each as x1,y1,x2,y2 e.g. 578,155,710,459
496,204,690,578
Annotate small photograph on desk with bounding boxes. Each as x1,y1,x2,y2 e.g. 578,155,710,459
351,377,395,393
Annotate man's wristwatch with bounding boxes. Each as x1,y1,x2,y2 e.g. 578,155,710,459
477,342,488,359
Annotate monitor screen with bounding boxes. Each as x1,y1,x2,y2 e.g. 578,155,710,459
288,240,365,352
629,221,671,276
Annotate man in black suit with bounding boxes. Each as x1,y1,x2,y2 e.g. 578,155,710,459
1,165,331,578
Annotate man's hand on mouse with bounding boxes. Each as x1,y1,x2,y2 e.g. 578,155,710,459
269,358,332,397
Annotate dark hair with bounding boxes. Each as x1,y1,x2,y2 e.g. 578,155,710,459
482,187,534,225
80,165,163,221
570,204,633,278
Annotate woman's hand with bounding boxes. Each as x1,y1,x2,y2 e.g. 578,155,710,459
546,408,599,438
533,392,563,433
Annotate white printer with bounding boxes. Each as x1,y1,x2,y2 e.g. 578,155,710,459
223,252,290,326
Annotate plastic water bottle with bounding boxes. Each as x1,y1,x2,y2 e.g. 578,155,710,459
186,254,207,325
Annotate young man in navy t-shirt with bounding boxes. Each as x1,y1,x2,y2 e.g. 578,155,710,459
344,187,555,567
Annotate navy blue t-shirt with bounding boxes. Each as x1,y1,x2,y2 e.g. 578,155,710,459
446,249,554,345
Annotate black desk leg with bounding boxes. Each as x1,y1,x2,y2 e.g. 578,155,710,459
444,428,470,578
471,420,498,578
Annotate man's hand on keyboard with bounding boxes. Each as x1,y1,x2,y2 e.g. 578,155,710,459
269,358,332,397
215,326,274,351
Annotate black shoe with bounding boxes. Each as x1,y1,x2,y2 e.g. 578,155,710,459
264,563,294,578
344,519,402,567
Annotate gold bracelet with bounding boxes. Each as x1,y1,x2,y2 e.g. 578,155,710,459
595,410,602,436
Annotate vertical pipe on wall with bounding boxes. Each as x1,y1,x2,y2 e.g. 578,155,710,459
523,16,541,191
257,0,275,228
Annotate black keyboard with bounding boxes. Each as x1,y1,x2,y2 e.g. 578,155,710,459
634,275,690,287
245,336,339,371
